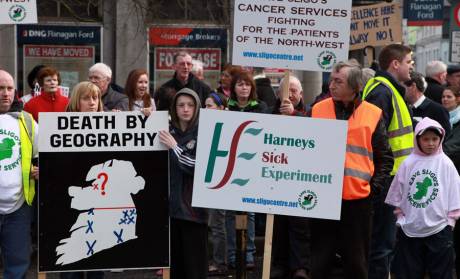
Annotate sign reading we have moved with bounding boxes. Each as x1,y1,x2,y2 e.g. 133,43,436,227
232,0,352,72
192,110,347,220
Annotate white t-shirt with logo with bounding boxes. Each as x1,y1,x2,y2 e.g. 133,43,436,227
385,153,460,237
0,114,38,214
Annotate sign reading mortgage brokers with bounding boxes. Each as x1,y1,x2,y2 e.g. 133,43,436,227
192,110,347,220
232,0,352,72
38,112,170,272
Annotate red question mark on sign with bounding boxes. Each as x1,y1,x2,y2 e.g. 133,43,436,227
97,172,108,196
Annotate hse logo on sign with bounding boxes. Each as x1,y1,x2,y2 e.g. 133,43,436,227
205,121,261,189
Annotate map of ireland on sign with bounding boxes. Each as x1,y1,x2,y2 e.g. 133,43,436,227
56,159,145,265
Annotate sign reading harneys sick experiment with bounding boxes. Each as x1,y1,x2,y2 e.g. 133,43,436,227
192,110,347,220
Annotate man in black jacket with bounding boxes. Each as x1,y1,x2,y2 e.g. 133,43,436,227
424,60,447,104
362,44,414,279
405,71,451,136
154,51,211,111
88,63,128,111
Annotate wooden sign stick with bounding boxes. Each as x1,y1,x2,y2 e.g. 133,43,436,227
262,70,290,279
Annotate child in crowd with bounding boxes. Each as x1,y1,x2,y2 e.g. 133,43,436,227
205,91,227,110
159,88,208,279
385,117,460,278
205,91,228,275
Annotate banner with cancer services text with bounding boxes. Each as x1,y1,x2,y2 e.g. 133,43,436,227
38,112,170,272
232,0,352,72
193,110,347,220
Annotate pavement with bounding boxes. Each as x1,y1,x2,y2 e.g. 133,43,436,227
1,238,266,279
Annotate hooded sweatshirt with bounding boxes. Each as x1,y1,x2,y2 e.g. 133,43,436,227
385,117,460,237
168,88,207,224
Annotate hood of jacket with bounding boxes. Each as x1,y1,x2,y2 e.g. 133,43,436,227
414,117,445,156
170,88,201,131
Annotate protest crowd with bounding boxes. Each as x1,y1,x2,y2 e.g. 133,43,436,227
4,43,460,279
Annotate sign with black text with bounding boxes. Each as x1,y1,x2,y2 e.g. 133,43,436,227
350,2,402,50
38,112,170,272
232,0,352,72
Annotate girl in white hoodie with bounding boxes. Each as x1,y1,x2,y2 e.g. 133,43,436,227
386,117,460,278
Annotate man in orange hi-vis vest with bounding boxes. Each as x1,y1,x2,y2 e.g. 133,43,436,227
309,61,393,279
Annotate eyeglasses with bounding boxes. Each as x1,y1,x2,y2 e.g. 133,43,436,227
89,75,106,82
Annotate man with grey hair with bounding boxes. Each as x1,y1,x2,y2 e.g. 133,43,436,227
425,60,447,104
404,71,451,135
271,75,309,279
310,61,393,279
155,51,211,110
88,63,128,111
272,75,306,116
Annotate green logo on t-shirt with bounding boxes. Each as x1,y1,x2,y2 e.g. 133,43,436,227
413,177,432,200
407,169,439,209
0,128,21,172
0,138,15,161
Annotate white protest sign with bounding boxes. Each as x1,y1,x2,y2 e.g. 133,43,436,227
232,0,352,72
192,110,347,220
39,111,169,152
0,0,37,24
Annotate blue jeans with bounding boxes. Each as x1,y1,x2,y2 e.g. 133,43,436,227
0,203,32,279
209,209,227,266
226,212,256,264
368,201,396,279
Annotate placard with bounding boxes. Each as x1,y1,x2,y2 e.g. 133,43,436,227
350,2,402,50
232,0,352,72
0,0,37,24
38,112,170,272
192,110,347,220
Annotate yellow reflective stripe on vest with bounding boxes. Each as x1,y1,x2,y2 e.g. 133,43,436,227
344,168,372,182
346,144,373,161
19,112,35,205
362,76,414,175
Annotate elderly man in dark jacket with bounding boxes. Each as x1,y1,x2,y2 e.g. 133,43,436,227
404,71,451,136
154,51,211,111
88,63,128,111
424,61,447,104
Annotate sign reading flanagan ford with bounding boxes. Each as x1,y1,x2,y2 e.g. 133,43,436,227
192,110,347,220
17,25,101,95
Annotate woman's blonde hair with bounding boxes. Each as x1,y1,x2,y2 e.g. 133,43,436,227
66,81,103,112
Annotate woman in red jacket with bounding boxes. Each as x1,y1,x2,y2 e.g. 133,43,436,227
24,66,68,122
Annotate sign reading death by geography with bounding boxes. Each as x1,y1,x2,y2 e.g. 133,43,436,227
232,0,352,72
39,112,170,272
192,110,347,220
